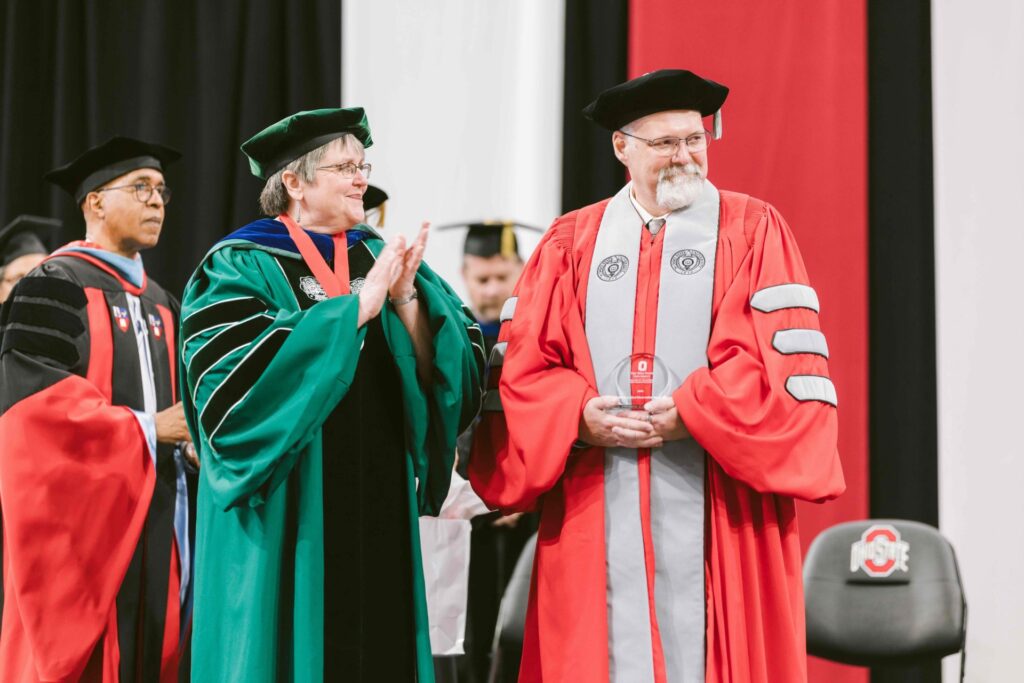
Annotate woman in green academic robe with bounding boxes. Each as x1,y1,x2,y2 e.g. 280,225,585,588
180,107,485,682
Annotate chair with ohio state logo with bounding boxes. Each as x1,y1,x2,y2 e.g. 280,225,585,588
803,519,967,680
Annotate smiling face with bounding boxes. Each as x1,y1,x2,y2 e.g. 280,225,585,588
613,109,709,213
85,167,167,255
286,137,368,232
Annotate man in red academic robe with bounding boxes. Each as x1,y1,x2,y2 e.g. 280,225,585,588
0,137,196,682
469,69,845,683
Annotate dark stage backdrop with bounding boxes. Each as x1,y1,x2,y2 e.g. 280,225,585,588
867,4,939,682
561,0,628,212
0,0,340,298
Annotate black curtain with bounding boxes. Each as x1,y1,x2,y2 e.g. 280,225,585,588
0,0,340,297
561,0,627,213
868,1,939,681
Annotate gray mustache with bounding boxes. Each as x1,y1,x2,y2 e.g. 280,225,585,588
660,163,703,181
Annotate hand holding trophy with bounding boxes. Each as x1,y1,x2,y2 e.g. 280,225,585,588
609,353,688,446
579,353,689,448
579,395,659,449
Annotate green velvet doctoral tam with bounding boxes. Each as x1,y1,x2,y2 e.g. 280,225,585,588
180,220,485,682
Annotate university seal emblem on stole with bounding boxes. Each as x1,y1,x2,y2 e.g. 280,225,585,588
597,254,629,282
299,276,328,302
147,313,163,339
111,305,131,333
670,249,706,275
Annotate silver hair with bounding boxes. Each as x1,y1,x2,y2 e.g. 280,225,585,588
619,121,639,148
258,134,363,216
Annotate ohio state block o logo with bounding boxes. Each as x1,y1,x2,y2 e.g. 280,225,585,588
849,524,910,577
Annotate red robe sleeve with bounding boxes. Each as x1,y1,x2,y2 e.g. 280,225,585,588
674,202,845,502
469,219,598,512
0,274,155,681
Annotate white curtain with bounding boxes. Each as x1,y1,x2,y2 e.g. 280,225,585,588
933,1,1024,679
342,0,565,299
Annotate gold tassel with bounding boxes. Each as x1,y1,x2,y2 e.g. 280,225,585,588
501,221,516,259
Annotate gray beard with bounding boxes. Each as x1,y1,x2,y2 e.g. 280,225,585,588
656,163,705,211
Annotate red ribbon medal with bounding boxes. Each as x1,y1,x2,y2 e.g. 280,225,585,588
278,213,350,297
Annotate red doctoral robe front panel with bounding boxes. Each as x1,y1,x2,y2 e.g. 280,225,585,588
0,249,188,683
470,190,845,682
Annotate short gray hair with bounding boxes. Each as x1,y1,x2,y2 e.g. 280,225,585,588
619,121,639,149
258,134,363,216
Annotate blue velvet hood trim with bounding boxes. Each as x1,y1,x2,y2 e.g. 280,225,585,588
220,218,375,261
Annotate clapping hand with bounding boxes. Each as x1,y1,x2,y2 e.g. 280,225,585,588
389,222,429,302
357,234,406,326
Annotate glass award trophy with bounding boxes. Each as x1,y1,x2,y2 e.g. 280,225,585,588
607,353,676,412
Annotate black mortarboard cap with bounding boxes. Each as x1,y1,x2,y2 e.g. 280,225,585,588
241,107,373,180
363,185,388,212
45,136,181,203
0,215,61,267
363,185,389,228
438,220,544,260
583,69,729,138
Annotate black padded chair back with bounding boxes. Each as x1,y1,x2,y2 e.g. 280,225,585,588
804,519,966,676
487,531,537,683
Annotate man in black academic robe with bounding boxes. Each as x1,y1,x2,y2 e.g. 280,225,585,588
0,137,196,682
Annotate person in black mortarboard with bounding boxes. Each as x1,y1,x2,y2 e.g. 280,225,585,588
469,69,845,682
0,136,197,682
362,184,389,228
442,220,542,350
432,219,541,683
178,107,483,683
0,215,59,303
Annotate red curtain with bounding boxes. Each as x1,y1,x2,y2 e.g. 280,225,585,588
628,2,868,681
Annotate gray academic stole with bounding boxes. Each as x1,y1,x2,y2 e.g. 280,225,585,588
584,181,719,683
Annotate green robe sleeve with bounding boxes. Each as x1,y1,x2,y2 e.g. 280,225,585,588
180,246,365,510
378,254,486,516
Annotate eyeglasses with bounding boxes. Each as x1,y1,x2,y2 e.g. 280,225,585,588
97,182,172,205
316,162,372,179
618,130,711,157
